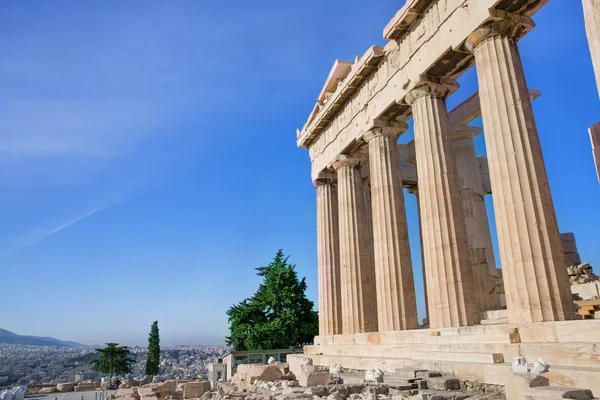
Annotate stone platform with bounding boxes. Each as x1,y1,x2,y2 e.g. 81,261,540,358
288,320,600,395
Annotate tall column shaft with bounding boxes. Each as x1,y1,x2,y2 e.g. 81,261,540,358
315,177,342,336
406,82,478,329
365,125,418,331
467,21,574,323
334,156,378,334
451,126,501,312
583,0,600,98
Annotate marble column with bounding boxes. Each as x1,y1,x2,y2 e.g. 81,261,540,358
364,125,418,331
333,155,378,334
407,186,429,326
406,81,478,329
451,125,501,312
314,176,342,336
583,0,600,98
363,178,376,261
466,20,574,324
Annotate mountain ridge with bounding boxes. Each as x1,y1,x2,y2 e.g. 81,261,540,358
0,328,87,347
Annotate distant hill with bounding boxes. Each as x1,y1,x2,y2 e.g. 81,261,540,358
0,328,87,347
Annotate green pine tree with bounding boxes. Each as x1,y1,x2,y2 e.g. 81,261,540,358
91,343,135,383
226,249,318,351
145,321,160,379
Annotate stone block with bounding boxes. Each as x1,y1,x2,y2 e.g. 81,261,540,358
421,392,470,400
233,364,284,385
183,381,211,399
571,282,600,300
57,383,75,392
199,392,213,400
138,387,155,398
504,373,549,400
523,386,594,400
395,368,428,378
141,396,158,400
39,387,57,394
426,377,461,391
296,365,330,387
116,389,137,398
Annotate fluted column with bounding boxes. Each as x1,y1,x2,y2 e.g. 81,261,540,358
451,125,501,312
406,81,478,329
583,0,600,98
315,176,342,336
364,124,418,331
333,156,378,334
363,178,376,261
466,19,574,323
407,186,429,326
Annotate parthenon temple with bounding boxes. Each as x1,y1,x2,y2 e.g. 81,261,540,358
292,0,600,395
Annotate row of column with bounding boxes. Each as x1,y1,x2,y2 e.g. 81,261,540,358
316,16,574,335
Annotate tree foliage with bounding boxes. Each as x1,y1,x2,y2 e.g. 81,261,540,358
145,321,161,378
226,249,318,351
91,343,135,382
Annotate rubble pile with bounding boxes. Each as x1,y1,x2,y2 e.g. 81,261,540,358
114,380,212,400
204,364,504,400
567,263,598,285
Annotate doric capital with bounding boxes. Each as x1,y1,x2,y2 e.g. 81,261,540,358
405,76,459,105
450,125,482,142
332,154,363,171
363,120,409,143
313,171,336,187
465,11,535,53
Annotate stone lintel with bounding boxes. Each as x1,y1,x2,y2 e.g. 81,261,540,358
383,0,433,41
448,88,540,127
297,45,384,149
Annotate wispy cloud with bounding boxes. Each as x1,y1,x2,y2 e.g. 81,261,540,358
0,206,112,258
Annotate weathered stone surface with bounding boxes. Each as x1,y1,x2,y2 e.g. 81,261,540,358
407,80,478,329
523,386,594,400
426,378,461,391
333,155,378,334
467,19,574,324
183,382,211,399
583,0,600,99
199,392,213,400
233,364,284,385
138,388,155,398
116,388,137,398
295,365,330,387
39,387,57,394
504,374,549,400
315,177,342,336
57,383,75,392
364,125,418,332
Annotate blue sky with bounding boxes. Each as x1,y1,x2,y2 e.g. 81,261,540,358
1,1,598,346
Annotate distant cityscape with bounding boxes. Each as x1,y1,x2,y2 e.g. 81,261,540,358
0,344,230,387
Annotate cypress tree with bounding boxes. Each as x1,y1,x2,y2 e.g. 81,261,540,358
145,321,160,379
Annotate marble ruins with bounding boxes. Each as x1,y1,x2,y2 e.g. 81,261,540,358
293,0,600,396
